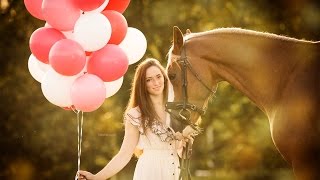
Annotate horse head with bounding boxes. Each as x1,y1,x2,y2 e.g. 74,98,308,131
166,26,218,132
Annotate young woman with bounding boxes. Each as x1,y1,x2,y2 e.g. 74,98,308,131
78,58,186,180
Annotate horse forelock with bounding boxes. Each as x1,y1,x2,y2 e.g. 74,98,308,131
166,46,181,67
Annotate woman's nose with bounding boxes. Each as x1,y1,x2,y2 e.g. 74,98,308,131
153,78,161,85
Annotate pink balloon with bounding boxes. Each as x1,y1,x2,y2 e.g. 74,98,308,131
49,39,86,76
71,74,106,112
104,0,130,13
42,0,81,31
29,27,66,64
74,0,105,11
87,44,129,82
101,10,127,45
24,0,45,20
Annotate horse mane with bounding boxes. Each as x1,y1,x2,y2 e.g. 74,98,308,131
167,27,319,75
185,27,317,43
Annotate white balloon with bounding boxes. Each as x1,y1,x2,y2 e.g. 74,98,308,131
104,76,123,98
41,69,78,107
84,0,109,14
74,13,111,51
28,54,50,83
119,27,147,65
37,59,51,72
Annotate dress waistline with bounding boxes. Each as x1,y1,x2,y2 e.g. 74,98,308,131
141,148,177,156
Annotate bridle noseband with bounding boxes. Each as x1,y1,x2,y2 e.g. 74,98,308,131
165,42,215,180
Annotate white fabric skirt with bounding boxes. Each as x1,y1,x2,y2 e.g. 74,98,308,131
133,149,180,180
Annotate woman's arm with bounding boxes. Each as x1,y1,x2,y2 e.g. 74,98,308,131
78,119,140,180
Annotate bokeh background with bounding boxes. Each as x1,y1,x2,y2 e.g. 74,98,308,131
1,0,319,179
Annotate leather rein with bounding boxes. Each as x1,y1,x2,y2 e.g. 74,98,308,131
165,42,215,180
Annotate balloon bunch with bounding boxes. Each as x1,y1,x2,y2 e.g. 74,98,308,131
25,0,147,112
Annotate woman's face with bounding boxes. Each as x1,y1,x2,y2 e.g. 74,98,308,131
145,65,165,96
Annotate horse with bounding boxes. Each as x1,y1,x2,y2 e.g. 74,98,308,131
165,26,320,180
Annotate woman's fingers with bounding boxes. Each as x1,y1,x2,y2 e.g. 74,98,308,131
77,170,94,180
77,176,86,180
186,135,194,144
76,174,86,180
182,135,194,144
174,132,184,140
177,140,185,148
175,132,195,146
182,141,186,147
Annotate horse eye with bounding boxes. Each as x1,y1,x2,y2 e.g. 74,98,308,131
168,74,176,81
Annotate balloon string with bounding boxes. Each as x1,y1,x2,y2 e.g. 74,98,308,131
78,110,84,171
74,108,84,179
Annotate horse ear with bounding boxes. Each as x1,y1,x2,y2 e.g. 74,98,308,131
172,26,184,55
186,29,191,35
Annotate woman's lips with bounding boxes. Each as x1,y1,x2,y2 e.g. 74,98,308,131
153,86,161,90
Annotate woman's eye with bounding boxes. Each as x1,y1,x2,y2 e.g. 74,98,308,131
168,74,176,81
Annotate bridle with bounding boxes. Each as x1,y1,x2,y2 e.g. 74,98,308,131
165,41,215,180
165,42,215,131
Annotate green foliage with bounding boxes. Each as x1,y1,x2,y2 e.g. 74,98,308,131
1,0,319,179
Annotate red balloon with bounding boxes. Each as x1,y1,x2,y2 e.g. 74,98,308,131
24,0,45,20
71,74,106,112
61,105,75,111
42,0,81,31
104,0,130,13
85,51,92,56
29,27,66,64
101,10,128,45
49,39,86,76
87,44,128,82
74,0,105,11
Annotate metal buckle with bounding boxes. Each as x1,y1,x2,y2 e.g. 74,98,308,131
179,108,191,121
190,104,197,111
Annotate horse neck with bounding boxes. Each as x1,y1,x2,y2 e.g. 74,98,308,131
186,30,317,116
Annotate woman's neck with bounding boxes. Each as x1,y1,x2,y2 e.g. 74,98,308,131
151,96,167,123
150,94,164,107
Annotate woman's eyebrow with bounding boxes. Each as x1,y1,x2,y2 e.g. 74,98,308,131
146,73,161,79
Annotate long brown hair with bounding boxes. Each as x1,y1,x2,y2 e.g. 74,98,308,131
125,58,169,132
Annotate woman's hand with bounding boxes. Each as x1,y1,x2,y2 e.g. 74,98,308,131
175,131,194,158
182,125,199,137
77,170,97,180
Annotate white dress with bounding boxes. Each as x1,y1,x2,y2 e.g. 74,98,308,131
125,107,180,180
